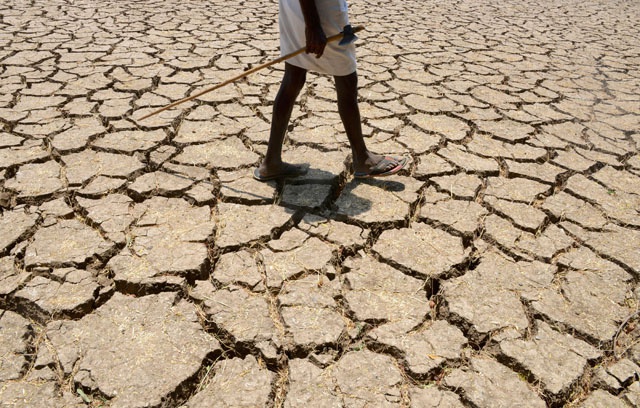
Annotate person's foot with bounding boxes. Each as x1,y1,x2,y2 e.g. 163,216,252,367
353,153,408,179
253,161,309,182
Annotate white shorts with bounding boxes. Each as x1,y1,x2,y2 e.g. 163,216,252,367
279,0,357,76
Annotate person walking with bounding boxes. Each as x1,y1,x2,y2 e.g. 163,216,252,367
253,0,407,181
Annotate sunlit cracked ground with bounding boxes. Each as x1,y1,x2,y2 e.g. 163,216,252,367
1,0,639,407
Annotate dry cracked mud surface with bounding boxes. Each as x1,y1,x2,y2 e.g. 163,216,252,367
1,0,639,406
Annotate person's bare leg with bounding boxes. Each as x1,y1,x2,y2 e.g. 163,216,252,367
334,71,402,175
257,63,308,178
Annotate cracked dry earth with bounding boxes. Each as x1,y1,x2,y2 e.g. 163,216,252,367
0,0,639,407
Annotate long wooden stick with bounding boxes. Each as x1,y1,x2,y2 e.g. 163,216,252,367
139,25,364,121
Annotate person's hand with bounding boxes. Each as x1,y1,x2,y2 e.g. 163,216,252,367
305,25,326,58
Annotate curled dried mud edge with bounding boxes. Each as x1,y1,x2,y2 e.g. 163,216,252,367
113,276,189,298
199,317,281,369
1,273,115,325
496,351,598,408
4,292,97,325
0,213,42,258
365,335,468,383
283,336,351,363
520,295,615,352
436,299,492,351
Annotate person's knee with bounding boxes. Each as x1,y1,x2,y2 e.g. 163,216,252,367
283,63,307,95
288,75,306,95
335,81,358,108
335,71,358,85
335,71,358,97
